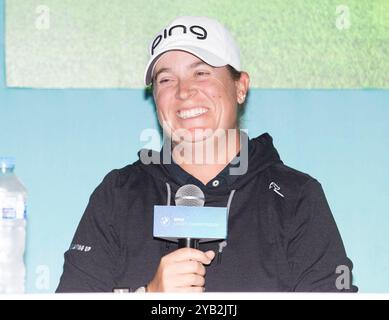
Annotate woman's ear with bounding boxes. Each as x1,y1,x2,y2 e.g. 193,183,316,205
236,72,250,104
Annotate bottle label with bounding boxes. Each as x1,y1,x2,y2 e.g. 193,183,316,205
0,192,26,220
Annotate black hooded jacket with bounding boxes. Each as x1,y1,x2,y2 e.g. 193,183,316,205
57,133,357,292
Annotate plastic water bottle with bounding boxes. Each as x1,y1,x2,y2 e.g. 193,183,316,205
0,157,27,294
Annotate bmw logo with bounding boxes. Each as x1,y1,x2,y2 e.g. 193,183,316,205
160,216,170,226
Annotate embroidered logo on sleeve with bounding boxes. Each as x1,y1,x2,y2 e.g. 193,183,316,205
269,182,285,198
70,244,92,253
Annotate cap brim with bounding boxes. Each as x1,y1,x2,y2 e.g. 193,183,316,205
144,45,228,86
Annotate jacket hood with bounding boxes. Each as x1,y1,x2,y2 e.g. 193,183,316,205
136,132,283,195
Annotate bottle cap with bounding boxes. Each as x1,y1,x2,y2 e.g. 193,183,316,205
0,157,16,171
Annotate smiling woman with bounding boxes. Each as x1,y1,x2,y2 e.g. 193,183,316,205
153,51,248,137
150,62,245,128
56,16,358,294
151,50,250,182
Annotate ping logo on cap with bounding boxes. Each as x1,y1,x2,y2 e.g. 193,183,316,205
144,16,241,85
151,24,208,55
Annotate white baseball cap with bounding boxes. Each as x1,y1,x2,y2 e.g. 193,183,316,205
144,16,241,85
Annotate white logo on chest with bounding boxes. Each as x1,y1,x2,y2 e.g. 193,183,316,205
269,182,285,198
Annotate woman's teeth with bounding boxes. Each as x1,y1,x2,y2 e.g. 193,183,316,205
177,107,209,119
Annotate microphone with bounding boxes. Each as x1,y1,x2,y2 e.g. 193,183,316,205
174,184,205,249
153,185,227,248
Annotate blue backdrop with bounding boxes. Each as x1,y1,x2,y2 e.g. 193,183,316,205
1,1,388,293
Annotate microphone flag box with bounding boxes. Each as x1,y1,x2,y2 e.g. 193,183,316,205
153,205,227,242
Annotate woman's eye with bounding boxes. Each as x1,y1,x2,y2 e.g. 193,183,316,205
159,79,170,84
196,71,210,77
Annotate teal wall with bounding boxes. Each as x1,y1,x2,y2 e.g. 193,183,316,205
1,1,388,293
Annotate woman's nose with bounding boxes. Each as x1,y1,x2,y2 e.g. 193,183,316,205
175,79,197,100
